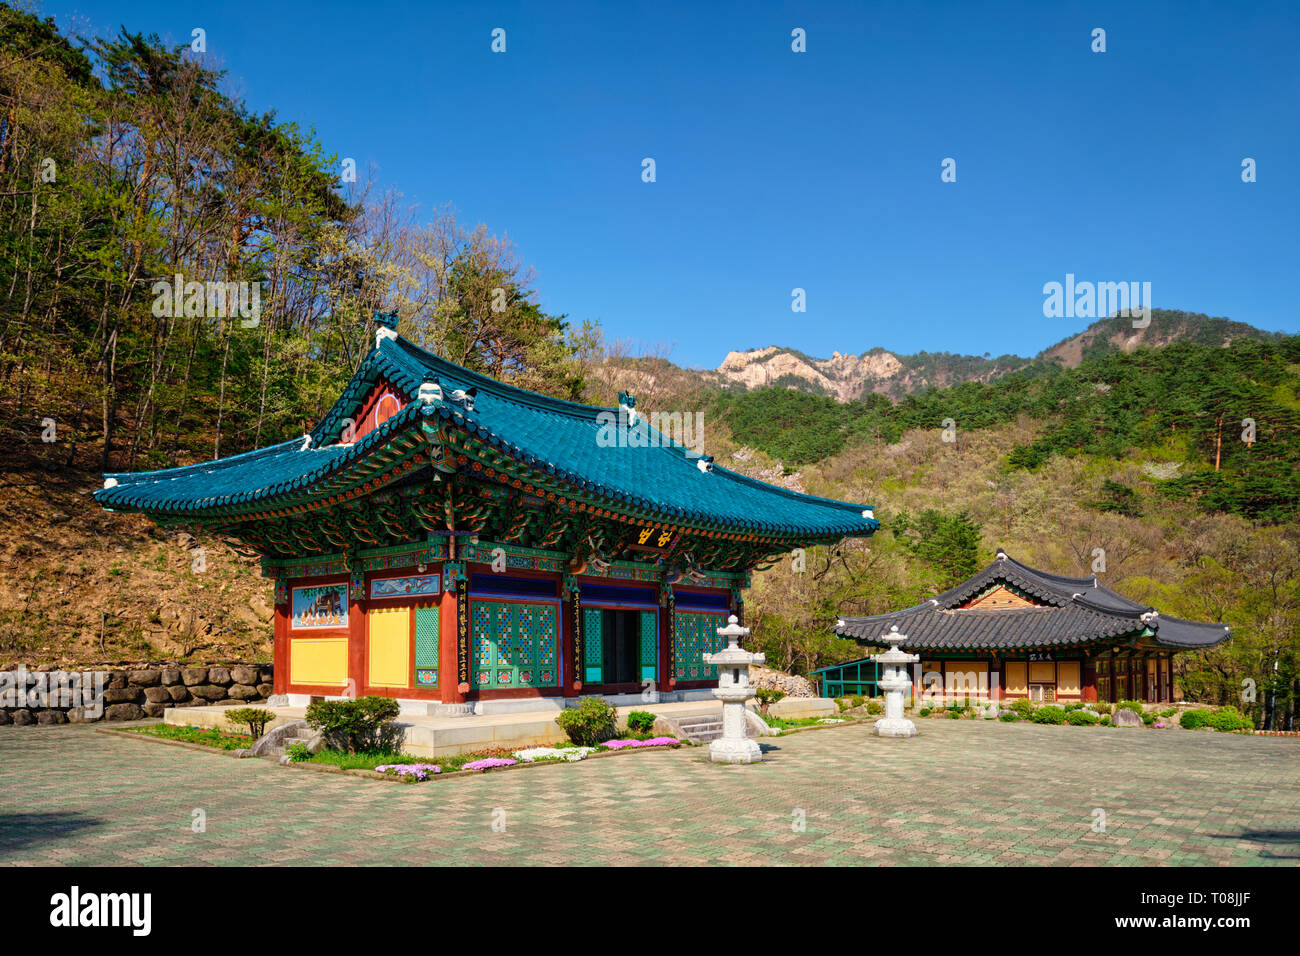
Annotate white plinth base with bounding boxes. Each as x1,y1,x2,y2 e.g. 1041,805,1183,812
873,716,918,738
709,736,763,764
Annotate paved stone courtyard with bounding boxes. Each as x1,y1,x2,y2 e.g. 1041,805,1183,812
1,719,1297,866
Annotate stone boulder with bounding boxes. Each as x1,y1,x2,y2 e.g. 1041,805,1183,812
10,709,33,725
181,667,208,686
189,684,226,702
167,685,191,702
104,703,145,722
0,709,10,725
160,667,182,685
207,666,232,686
143,686,172,704
128,669,161,686
1112,707,1145,728
142,702,169,718
227,683,260,700
230,665,259,686
103,687,142,704
36,709,67,725
256,683,275,698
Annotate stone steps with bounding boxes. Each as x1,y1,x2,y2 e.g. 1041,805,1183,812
674,715,725,743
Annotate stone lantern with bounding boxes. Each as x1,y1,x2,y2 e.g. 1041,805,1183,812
703,614,764,764
872,625,920,738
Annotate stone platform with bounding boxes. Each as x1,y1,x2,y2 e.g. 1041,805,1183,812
164,698,771,757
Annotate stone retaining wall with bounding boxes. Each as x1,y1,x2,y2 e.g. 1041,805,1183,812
0,662,274,725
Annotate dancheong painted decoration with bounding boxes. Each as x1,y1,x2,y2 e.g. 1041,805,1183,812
94,312,880,707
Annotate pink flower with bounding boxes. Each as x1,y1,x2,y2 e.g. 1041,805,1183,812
462,757,517,771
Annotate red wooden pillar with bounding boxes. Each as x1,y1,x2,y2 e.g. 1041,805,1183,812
346,587,365,698
561,584,580,695
439,570,466,704
272,598,289,695
658,585,675,694
1083,658,1098,703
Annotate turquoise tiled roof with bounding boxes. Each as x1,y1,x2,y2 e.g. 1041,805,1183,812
96,333,881,539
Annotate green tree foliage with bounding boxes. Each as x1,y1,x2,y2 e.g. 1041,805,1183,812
0,4,590,474
893,509,983,588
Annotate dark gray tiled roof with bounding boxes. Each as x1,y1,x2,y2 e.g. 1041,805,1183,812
834,552,1230,651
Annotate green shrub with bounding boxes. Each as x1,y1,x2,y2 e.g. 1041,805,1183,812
225,707,276,738
866,700,883,715
1117,700,1145,716
626,710,657,734
286,741,311,762
1066,709,1100,726
1064,702,1083,711
305,696,402,753
1090,701,1113,715
947,708,965,719
919,707,933,717
1100,715,1111,725
1141,711,1155,726
555,696,619,746
756,688,786,714
1010,698,1036,717
1180,709,1211,729
1207,706,1254,732
1031,705,1067,725
998,712,1019,722
1159,708,1177,718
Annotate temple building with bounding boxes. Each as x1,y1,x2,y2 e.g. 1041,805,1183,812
94,313,879,712
832,551,1231,704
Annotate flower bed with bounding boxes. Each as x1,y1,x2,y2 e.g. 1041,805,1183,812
368,736,682,781
375,762,441,779
600,736,678,750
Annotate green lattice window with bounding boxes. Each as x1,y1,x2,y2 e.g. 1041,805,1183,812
639,611,658,681
471,600,558,689
673,611,726,680
583,608,604,683
414,606,439,686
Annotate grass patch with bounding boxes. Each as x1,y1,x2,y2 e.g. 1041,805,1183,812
305,745,522,772
764,715,859,730
125,723,254,751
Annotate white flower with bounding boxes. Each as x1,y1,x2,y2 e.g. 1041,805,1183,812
512,746,596,763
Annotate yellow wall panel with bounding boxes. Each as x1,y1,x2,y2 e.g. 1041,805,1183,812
1005,662,1028,696
1029,661,1056,684
290,638,349,687
1057,661,1081,697
368,606,410,688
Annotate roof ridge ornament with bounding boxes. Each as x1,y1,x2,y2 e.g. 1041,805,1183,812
373,310,399,347
862,508,874,519
418,380,443,405
448,387,476,412
996,549,1007,559
300,434,313,451
618,390,638,425
697,455,714,474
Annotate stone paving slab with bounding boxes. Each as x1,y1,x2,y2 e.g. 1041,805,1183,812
0,719,1297,866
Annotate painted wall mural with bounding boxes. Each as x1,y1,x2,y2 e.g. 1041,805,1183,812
291,584,348,629
370,574,441,600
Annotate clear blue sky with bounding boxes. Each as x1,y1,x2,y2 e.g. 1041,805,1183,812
48,0,1300,368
